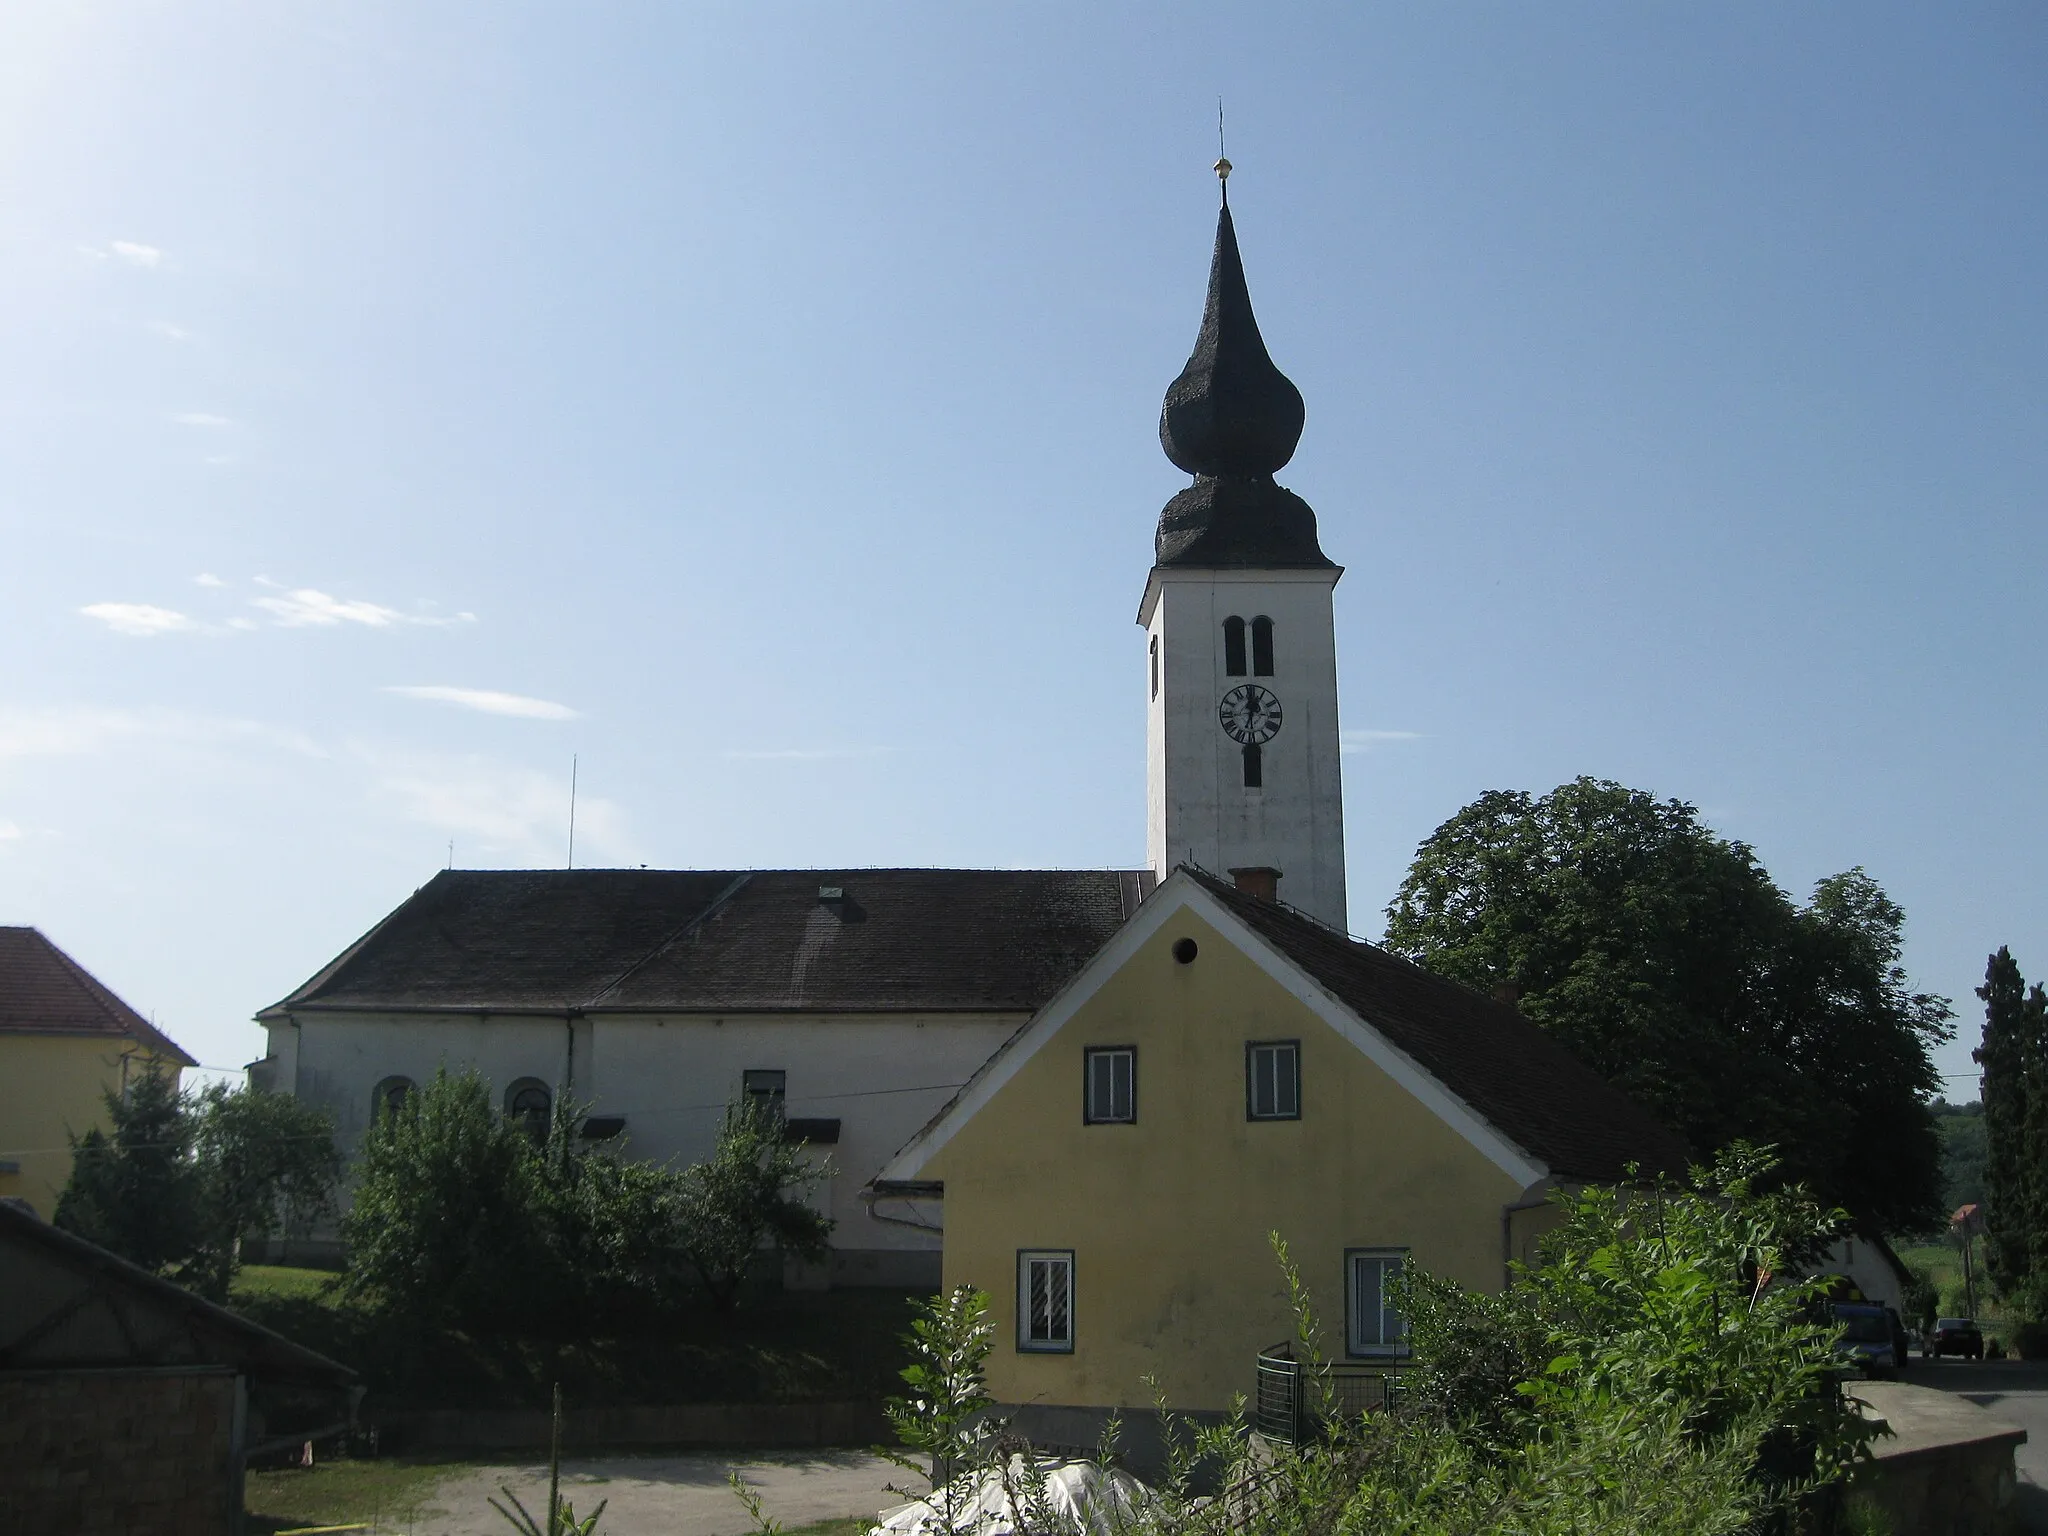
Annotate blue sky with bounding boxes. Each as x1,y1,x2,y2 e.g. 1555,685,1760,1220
2,4,2042,1097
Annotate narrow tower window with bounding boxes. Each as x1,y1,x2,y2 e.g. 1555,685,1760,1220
1251,616,1274,676
1223,616,1247,676
1242,742,1263,788
1149,635,1159,701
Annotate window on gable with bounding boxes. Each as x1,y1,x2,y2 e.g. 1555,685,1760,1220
1246,1040,1300,1120
1149,635,1160,701
1346,1248,1411,1358
505,1078,552,1141
1018,1250,1075,1352
743,1069,787,1121
1251,616,1274,676
1222,616,1247,677
1083,1047,1136,1124
372,1076,416,1123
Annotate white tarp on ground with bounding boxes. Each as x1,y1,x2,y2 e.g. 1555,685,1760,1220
872,1458,1152,1536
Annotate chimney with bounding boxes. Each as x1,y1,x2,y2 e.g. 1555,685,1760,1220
1229,866,1281,902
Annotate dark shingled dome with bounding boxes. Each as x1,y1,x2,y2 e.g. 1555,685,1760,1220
1154,199,1333,570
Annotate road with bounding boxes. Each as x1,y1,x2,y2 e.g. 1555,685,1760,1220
1902,1356,2048,1532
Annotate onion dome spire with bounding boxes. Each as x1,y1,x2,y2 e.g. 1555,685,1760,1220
1153,170,1332,569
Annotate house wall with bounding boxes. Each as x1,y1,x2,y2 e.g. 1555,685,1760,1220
0,1367,241,1536
0,1035,186,1218
270,1008,1017,1280
924,909,1526,1414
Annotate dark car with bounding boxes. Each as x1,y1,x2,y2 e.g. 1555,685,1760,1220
1925,1317,1985,1360
1834,1303,1898,1375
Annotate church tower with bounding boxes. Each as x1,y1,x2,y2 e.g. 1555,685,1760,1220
1141,169,1347,928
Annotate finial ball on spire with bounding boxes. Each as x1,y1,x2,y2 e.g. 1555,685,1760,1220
1213,157,1232,181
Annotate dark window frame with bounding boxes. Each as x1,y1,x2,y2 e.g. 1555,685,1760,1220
1250,615,1275,676
743,1068,788,1120
505,1077,552,1140
1082,1046,1137,1125
1246,1039,1302,1121
1017,1248,1076,1353
1149,635,1159,701
372,1075,417,1122
1242,742,1263,788
1222,616,1247,677
1344,1246,1412,1359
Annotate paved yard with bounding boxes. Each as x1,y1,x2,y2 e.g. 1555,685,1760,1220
419,1449,906,1536
1902,1357,2048,1532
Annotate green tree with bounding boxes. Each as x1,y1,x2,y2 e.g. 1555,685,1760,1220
1974,948,2048,1313
186,1082,342,1300
1932,1099,1988,1210
54,1063,201,1273
1383,777,1951,1232
340,1067,544,1334
676,1099,833,1309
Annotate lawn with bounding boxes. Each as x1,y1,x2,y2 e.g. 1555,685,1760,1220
245,1455,458,1533
230,1266,930,1413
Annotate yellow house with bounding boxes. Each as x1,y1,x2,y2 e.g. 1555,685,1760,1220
870,868,1686,1441
0,927,195,1217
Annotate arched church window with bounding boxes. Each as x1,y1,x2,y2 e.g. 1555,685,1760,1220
1222,616,1247,677
506,1078,552,1141
372,1076,416,1123
1251,616,1274,677
1242,743,1263,788
1149,635,1159,701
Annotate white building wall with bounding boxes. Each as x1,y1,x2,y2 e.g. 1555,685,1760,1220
265,1008,1019,1282
1141,565,1347,928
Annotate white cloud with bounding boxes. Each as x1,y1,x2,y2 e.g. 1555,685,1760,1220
364,749,631,863
148,321,191,341
80,602,195,637
0,706,324,764
194,572,226,588
720,746,891,761
0,820,21,842
253,589,403,627
384,686,578,721
251,588,476,630
110,241,162,268
1340,729,1425,756
226,617,258,630
171,412,233,428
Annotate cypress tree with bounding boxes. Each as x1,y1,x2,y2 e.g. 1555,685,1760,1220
1974,948,2036,1301
53,1063,202,1274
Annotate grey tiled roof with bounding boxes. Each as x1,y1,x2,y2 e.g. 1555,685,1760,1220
266,868,1154,1017
1186,871,1692,1183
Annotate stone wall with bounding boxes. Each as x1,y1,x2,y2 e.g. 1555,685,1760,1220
1848,1380,2027,1536
0,1367,241,1536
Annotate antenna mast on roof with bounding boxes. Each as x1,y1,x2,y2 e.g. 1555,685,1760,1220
567,754,578,870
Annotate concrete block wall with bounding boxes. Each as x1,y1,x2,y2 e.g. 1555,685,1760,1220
0,1368,240,1536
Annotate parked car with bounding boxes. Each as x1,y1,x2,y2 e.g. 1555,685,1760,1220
1925,1317,1985,1360
1834,1302,1898,1375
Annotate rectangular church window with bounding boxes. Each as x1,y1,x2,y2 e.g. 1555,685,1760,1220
1243,743,1262,788
1251,616,1274,676
743,1069,786,1120
1223,616,1247,676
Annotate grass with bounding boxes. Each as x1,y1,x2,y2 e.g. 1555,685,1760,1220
784,1521,874,1536
229,1266,930,1413
244,1455,458,1534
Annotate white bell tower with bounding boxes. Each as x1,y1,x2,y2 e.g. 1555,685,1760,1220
1141,171,1347,929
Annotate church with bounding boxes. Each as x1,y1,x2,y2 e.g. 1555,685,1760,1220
256,172,1661,1301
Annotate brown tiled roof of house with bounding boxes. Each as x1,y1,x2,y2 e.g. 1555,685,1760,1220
1186,870,1691,1183
265,868,1156,1017
0,927,196,1067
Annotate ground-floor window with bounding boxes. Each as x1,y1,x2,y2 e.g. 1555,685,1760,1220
1018,1250,1075,1353
1346,1248,1410,1358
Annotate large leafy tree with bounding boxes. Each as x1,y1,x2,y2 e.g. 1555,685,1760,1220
1383,778,1950,1233
186,1082,341,1300
676,1098,833,1309
55,1063,201,1274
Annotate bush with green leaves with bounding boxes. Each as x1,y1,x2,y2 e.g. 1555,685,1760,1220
341,1069,831,1334
55,1066,339,1300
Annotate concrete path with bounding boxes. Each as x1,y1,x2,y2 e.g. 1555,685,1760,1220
417,1449,907,1536
1900,1356,2048,1532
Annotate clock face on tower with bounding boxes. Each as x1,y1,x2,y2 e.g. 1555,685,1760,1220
1218,684,1283,745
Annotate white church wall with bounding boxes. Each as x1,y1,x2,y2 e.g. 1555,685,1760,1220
264,1007,1018,1283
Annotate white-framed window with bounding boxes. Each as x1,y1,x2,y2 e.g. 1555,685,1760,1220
1346,1248,1410,1358
1246,1040,1300,1120
1018,1250,1075,1352
1084,1047,1135,1124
